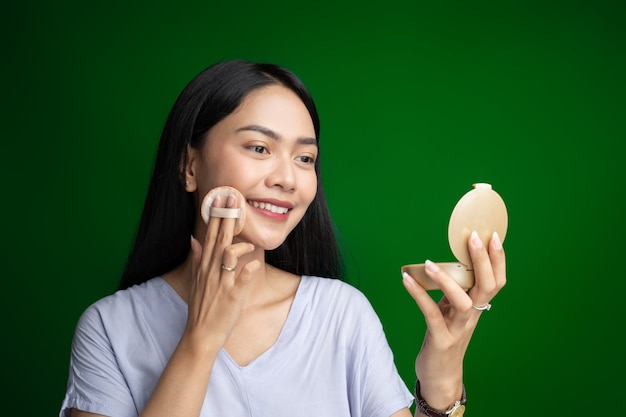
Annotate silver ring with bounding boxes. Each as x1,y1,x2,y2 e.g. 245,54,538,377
221,264,236,272
472,303,492,311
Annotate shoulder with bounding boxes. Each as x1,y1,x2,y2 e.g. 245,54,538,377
297,276,392,356
74,277,174,335
301,275,369,303
299,276,378,321
83,277,165,312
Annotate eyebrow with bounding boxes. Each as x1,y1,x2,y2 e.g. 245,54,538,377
236,125,317,146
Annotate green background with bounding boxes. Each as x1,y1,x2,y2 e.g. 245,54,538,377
3,0,624,415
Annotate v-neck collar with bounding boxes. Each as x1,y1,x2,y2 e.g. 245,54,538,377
158,275,309,371
220,275,308,370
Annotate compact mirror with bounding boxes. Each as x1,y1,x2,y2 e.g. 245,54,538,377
401,183,508,290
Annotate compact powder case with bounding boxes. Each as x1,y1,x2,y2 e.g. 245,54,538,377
401,183,508,290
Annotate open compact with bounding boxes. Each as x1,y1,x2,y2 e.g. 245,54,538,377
401,183,508,290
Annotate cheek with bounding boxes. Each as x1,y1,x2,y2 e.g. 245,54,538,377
199,153,246,191
303,173,318,205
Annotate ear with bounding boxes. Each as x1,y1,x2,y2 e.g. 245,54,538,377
181,144,200,192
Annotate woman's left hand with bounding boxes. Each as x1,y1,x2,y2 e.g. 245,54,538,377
401,230,506,410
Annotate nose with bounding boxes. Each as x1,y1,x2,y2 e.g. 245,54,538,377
265,156,296,192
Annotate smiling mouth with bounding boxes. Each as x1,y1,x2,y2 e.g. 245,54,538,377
247,200,290,214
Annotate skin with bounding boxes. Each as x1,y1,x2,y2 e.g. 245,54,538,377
72,85,506,417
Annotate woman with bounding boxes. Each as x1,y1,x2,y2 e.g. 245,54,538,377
60,59,506,417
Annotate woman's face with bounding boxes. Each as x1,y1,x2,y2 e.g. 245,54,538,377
188,84,318,250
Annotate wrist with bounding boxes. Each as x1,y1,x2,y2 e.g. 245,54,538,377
178,330,222,362
415,373,463,410
415,379,466,417
415,347,464,391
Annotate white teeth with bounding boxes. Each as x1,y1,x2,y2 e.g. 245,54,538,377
248,200,289,214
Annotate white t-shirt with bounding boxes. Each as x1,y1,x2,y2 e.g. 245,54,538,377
60,275,413,417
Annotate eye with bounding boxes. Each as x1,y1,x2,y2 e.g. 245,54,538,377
296,155,316,164
248,145,268,154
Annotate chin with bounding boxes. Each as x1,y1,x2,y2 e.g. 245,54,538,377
254,237,288,251
237,229,289,251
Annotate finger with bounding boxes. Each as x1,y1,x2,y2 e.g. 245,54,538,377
402,271,447,329
467,231,497,300
423,260,473,313
199,194,224,275
213,192,238,250
200,193,238,281
210,194,239,286
220,242,256,283
198,194,235,298
489,231,507,291
231,259,261,297
190,235,203,282
189,235,203,304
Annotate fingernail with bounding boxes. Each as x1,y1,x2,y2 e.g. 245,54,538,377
226,194,236,208
212,195,222,207
471,231,483,248
425,259,440,273
492,231,502,250
189,235,199,251
402,271,415,286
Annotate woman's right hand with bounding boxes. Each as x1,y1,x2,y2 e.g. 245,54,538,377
136,194,259,417
184,192,260,355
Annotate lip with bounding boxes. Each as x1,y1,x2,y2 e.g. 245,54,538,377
246,198,293,220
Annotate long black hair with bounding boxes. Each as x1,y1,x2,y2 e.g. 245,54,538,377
118,60,345,290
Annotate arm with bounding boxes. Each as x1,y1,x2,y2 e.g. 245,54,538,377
141,195,260,417
70,194,258,417
401,231,506,416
